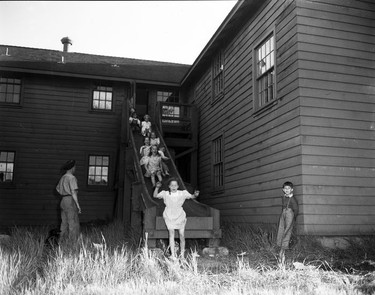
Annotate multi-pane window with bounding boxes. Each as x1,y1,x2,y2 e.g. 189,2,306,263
0,78,21,104
88,155,109,186
212,50,224,101
212,136,224,190
92,86,113,110
255,34,275,109
0,151,15,182
157,90,179,103
158,90,180,123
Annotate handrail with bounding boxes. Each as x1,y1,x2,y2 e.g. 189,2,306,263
128,129,159,209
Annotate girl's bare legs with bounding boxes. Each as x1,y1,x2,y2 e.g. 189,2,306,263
157,171,163,183
151,173,156,186
168,229,176,257
178,228,185,257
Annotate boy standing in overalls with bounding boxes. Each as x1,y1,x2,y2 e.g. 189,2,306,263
276,181,299,263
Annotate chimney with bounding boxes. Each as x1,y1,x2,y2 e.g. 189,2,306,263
61,37,72,52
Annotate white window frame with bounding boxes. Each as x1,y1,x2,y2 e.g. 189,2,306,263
253,30,276,112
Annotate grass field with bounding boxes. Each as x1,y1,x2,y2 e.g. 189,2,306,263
0,221,374,295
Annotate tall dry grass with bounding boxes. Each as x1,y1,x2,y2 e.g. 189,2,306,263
0,222,373,295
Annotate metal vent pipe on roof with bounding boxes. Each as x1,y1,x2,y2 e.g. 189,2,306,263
61,37,72,52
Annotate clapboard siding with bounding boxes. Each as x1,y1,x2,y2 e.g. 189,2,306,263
180,0,375,235
296,0,375,234
0,73,129,227
182,0,302,227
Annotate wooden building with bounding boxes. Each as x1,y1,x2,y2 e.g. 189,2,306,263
0,43,190,228
1,0,374,236
180,0,375,235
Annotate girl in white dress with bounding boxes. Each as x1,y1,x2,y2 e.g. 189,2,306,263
150,132,160,146
139,137,151,166
153,178,199,258
145,145,163,187
141,114,152,137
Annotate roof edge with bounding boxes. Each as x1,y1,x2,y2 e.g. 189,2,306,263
180,0,244,85
0,44,191,67
0,65,181,87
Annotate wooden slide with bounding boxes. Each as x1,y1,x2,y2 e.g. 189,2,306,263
128,126,222,247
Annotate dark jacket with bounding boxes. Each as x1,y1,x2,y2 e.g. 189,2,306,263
281,195,299,217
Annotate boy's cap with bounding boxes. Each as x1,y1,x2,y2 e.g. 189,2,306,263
62,160,76,171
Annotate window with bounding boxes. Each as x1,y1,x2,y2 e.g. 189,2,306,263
254,33,275,110
212,136,224,191
0,78,21,104
156,90,179,103
212,50,224,102
0,151,15,183
92,85,113,110
88,155,109,186
157,90,180,123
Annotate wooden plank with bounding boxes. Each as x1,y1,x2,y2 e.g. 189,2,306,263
303,195,375,205
298,63,375,84
298,0,375,20
298,33,374,53
155,216,213,230
304,204,375,215
303,214,375,225
302,174,375,187
301,126,375,143
303,184,375,196
302,154,375,168
300,96,374,112
302,224,375,235
147,229,221,239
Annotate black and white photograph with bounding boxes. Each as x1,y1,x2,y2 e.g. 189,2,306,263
0,1,374,294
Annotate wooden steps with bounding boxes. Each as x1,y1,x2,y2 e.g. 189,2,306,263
146,216,222,239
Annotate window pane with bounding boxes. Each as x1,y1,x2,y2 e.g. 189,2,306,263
93,91,99,100
95,176,101,183
93,100,99,109
0,152,6,162
95,167,102,175
7,152,14,162
95,157,102,165
13,94,20,103
0,163,5,172
6,93,13,102
88,176,95,184
89,156,96,165
103,157,109,166
14,85,20,94
102,167,108,176
266,40,270,54
105,101,112,110
6,84,14,93
5,172,13,181
88,166,95,176
99,101,105,109
7,163,14,172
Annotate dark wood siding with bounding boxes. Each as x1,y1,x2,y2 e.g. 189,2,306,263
184,0,303,227
0,74,129,227
296,0,375,234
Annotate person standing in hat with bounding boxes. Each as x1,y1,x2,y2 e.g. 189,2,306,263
56,160,81,242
